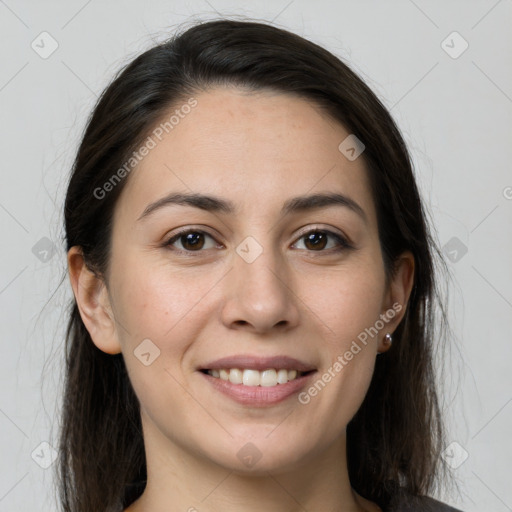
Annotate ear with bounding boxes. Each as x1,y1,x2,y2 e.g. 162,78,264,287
67,246,122,355
378,250,415,353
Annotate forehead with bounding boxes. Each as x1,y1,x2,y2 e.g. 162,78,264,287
114,86,376,227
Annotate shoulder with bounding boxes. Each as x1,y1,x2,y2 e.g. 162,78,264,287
387,494,463,512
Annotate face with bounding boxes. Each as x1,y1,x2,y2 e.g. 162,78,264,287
76,86,413,475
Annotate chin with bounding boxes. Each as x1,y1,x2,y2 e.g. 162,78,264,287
204,433,318,476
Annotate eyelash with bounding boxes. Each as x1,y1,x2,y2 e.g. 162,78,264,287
162,227,353,256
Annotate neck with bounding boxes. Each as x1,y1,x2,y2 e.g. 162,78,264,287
126,410,379,512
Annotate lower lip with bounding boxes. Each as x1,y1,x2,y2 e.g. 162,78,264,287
199,371,316,407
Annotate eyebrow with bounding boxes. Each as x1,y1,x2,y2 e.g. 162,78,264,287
137,191,368,225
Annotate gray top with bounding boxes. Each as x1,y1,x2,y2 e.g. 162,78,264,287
388,494,463,511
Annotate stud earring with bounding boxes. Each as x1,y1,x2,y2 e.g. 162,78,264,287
379,332,393,353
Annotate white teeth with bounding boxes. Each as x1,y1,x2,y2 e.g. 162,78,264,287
229,368,243,384
206,368,305,386
260,369,277,387
242,369,260,386
277,369,288,384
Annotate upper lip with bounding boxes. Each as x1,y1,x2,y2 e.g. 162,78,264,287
199,355,316,372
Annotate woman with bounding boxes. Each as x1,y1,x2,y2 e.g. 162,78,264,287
59,19,462,512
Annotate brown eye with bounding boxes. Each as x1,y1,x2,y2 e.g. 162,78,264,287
304,231,328,250
180,232,205,250
164,230,218,252
294,229,351,252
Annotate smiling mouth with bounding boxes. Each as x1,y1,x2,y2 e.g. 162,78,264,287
200,368,314,387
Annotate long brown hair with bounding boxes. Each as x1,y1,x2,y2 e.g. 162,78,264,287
58,18,452,511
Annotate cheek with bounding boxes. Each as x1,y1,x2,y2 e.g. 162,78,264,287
112,263,214,421
112,255,215,343
303,261,386,346
111,258,222,396
296,260,384,420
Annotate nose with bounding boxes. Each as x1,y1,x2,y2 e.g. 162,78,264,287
220,242,301,334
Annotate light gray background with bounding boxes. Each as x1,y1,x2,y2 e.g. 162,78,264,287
1,1,511,511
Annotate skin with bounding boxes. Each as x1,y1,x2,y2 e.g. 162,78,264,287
68,86,414,512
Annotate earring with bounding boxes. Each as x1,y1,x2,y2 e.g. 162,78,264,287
381,332,393,352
